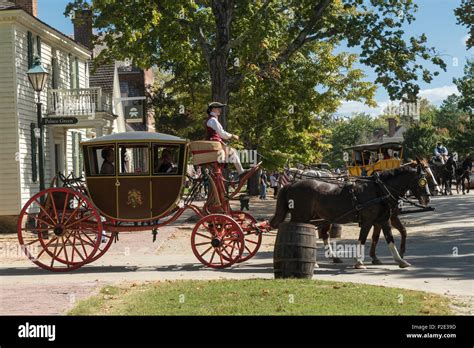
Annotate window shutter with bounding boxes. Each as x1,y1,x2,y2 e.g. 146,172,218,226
75,58,80,88
69,54,73,89
36,36,41,57
27,31,33,68
30,123,37,183
72,132,77,176
78,133,83,174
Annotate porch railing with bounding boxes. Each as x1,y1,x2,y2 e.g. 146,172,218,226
47,87,113,116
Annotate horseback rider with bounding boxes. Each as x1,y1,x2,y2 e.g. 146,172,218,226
205,102,250,181
433,142,449,164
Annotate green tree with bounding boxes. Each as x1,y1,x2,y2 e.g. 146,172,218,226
454,0,473,49
324,113,379,168
402,124,438,160
66,0,445,130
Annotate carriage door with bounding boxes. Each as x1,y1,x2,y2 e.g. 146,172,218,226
116,143,152,220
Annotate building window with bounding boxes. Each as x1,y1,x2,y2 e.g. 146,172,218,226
69,55,79,89
72,132,83,177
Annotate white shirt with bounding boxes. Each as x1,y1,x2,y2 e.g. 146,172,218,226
270,175,278,187
207,116,232,140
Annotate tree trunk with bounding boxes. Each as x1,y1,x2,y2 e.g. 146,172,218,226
210,53,230,129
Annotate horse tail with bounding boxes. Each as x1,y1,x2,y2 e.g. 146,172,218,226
270,184,290,229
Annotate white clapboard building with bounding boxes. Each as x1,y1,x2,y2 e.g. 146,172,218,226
0,0,126,230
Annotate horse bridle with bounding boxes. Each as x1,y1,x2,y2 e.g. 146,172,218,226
372,163,430,209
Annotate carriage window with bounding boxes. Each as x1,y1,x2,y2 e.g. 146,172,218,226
119,144,149,175
86,145,116,176
153,145,180,175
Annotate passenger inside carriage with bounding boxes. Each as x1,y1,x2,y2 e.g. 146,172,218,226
100,147,115,175
153,146,178,174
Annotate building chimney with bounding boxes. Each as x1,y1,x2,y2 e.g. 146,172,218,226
73,9,93,50
15,0,37,17
388,118,397,137
373,128,384,140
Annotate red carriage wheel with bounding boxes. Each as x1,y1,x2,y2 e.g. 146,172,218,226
17,188,103,272
231,211,262,263
86,231,117,264
191,214,244,269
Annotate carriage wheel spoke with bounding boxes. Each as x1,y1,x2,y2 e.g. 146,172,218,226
36,236,57,259
50,192,59,223
25,238,41,246
209,249,216,264
78,229,97,244
244,239,258,245
32,214,55,229
61,236,70,265
73,231,96,248
63,200,84,226
49,237,60,267
66,233,81,262
244,244,252,254
66,214,96,229
216,248,224,266
34,201,56,226
60,192,70,224
194,241,210,247
199,246,213,257
195,232,212,240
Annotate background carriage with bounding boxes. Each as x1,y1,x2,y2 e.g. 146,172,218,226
17,132,266,272
344,142,403,176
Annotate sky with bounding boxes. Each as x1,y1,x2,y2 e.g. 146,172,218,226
38,0,472,117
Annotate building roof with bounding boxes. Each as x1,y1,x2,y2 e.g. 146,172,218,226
0,1,19,10
82,131,187,144
0,1,91,54
344,142,403,152
89,61,116,94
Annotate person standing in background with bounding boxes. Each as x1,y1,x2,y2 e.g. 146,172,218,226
259,170,268,200
269,172,278,198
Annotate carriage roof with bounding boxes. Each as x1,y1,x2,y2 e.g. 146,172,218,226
344,142,403,152
82,131,187,145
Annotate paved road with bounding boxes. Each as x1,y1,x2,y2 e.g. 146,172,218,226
0,194,472,314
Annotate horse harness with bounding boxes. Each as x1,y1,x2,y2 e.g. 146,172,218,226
310,171,432,228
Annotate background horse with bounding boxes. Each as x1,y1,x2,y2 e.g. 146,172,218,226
270,160,429,269
430,155,456,195
455,155,472,195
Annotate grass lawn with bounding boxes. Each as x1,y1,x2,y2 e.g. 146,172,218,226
68,279,452,316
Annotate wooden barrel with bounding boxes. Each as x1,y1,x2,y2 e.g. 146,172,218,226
329,224,342,238
273,222,317,279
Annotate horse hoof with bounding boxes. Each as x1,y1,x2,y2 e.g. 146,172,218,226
371,259,383,265
314,263,320,268
332,257,343,264
354,262,367,269
398,260,411,268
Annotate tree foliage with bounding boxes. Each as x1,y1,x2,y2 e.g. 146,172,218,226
454,0,474,49
65,0,446,169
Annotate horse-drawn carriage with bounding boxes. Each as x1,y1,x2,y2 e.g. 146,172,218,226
17,132,267,272
344,142,403,176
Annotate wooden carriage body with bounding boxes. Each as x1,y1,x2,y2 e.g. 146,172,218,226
81,132,188,221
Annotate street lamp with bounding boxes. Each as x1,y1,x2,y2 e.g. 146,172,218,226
27,56,49,192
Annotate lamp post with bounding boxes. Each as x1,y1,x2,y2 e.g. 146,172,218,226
27,56,49,192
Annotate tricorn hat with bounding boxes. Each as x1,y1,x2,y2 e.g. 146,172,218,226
208,101,227,108
207,101,227,115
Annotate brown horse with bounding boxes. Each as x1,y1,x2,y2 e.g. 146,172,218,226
369,162,438,264
270,160,430,269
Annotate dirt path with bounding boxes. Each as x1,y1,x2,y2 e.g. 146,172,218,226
0,194,472,315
